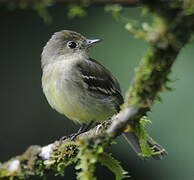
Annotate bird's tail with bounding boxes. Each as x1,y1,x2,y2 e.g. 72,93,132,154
122,132,167,160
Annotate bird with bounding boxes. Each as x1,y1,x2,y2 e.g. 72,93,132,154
41,30,167,159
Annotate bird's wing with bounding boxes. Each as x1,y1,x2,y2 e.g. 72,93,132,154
76,58,124,110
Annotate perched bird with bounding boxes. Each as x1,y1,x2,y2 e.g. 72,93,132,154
41,30,167,159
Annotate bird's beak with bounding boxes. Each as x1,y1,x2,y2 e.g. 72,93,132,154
86,39,102,47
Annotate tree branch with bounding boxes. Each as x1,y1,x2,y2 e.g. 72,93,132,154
0,0,140,6
1,0,194,179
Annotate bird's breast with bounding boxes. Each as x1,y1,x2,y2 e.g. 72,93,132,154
42,61,76,116
42,60,116,124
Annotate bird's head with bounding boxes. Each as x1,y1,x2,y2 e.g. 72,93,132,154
41,30,102,68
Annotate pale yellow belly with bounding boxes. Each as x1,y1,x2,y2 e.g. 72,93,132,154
42,80,115,124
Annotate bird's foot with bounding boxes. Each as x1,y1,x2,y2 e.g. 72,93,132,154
59,132,84,142
59,134,74,141
59,122,94,142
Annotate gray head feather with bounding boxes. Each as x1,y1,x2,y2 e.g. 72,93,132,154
41,30,88,68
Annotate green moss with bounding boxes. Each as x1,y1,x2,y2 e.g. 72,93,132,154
0,146,41,179
75,134,114,180
134,116,154,157
98,152,128,180
33,0,53,23
67,4,87,18
51,142,79,176
76,138,103,180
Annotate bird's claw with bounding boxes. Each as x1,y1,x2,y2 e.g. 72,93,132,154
59,133,79,142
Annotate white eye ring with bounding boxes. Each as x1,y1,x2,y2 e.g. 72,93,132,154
67,41,77,49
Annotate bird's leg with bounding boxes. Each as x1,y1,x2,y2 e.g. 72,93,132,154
70,121,94,141
60,121,94,141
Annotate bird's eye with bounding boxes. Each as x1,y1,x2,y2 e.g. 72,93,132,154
67,41,77,49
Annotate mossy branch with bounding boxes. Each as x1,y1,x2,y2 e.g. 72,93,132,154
0,0,139,6
1,0,139,22
1,0,194,179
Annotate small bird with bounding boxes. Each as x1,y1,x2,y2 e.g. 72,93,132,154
41,30,167,159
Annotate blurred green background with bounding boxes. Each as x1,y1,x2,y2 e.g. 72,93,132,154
1,4,194,180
